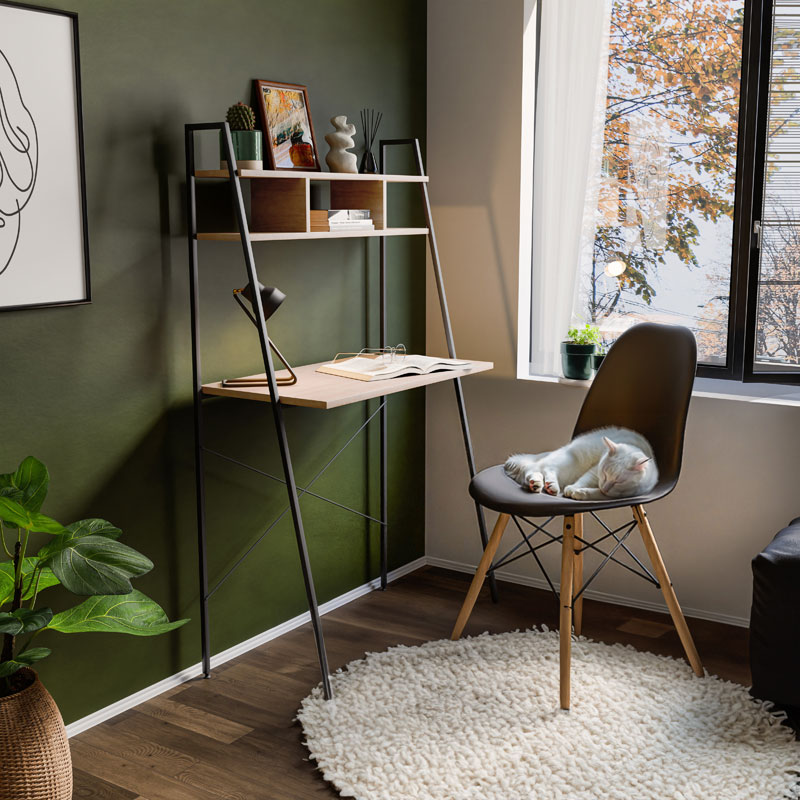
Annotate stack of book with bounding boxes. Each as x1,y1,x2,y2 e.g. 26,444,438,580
310,209,374,233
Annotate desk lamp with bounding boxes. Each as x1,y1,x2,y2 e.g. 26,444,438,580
222,281,298,387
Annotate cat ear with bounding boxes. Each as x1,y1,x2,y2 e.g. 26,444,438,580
633,457,650,472
603,436,617,454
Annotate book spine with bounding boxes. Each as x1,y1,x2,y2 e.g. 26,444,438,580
329,209,371,222
312,222,375,232
310,209,372,223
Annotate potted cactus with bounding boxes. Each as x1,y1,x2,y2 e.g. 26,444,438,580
220,101,263,170
0,457,187,800
561,324,602,380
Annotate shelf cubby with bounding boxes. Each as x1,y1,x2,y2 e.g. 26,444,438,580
194,169,428,240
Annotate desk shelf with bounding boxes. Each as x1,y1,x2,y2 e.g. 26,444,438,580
203,360,494,409
196,168,428,183
197,227,428,242
195,167,424,236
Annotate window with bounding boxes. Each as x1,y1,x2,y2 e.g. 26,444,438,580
528,0,800,384
751,1,800,374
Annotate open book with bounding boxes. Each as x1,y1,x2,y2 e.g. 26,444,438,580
317,354,472,382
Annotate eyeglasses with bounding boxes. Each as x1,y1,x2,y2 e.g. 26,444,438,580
332,344,407,364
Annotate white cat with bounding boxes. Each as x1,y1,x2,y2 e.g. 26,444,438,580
504,427,658,501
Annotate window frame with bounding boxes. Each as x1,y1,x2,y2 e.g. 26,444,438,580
697,0,768,382
740,0,800,384
525,0,800,385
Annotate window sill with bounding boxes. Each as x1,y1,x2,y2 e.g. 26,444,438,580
520,370,800,407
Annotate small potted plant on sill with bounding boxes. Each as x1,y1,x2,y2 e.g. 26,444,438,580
220,101,263,170
561,324,601,380
0,457,188,800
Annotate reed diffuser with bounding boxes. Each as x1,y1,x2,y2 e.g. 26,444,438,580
359,108,383,174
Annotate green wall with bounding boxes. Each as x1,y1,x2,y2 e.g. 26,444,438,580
0,0,427,724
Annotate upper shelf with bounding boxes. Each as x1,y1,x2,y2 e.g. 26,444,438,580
195,169,428,183
202,360,494,410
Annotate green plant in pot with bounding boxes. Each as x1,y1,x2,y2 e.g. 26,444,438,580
0,457,188,800
561,324,601,380
220,101,264,170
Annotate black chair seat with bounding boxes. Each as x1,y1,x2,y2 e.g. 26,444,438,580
469,465,676,517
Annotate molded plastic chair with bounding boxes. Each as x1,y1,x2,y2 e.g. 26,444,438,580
451,323,704,709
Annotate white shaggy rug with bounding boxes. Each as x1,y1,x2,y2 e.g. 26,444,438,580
298,629,800,800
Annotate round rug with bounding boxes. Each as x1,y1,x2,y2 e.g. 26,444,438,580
298,629,800,800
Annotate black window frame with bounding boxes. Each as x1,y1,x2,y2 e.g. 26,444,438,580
690,0,800,384
532,0,799,385
740,0,800,384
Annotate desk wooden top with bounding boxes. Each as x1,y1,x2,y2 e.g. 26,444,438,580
202,360,493,410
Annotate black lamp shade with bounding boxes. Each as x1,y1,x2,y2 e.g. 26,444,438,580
241,281,286,321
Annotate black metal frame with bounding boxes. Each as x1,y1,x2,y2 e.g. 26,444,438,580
676,0,798,385
486,512,660,610
186,125,493,699
0,0,92,313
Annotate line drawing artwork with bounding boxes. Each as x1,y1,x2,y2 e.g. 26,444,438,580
0,47,38,277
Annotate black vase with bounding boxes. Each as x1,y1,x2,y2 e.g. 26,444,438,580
360,149,378,174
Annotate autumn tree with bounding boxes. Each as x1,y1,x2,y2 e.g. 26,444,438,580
588,0,745,323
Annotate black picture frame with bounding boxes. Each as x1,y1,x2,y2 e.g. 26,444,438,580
0,0,91,312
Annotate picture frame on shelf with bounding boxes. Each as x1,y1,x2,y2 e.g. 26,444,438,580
0,0,91,312
254,79,321,171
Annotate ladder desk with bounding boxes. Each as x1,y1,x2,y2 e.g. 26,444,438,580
186,123,495,699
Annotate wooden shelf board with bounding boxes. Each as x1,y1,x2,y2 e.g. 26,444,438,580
197,227,429,242
202,360,494,410
195,169,428,183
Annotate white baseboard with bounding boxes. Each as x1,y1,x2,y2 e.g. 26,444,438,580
65,556,427,738
425,555,750,628
66,551,747,737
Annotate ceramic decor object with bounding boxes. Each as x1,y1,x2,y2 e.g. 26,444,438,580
324,116,358,173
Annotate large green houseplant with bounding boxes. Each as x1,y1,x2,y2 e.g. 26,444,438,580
0,456,187,800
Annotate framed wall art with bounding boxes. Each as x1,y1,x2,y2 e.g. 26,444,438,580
0,1,90,312
254,80,320,171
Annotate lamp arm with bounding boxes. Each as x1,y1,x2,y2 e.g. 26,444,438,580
233,289,260,327
269,339,298,385
227,286,297,387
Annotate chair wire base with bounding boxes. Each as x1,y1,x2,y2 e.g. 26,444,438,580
486,512,661,609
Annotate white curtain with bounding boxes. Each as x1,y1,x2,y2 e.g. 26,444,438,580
530,0,612,374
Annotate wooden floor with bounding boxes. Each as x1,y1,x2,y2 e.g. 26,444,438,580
71,567,750,799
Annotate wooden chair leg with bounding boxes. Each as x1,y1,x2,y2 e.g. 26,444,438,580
559,515,576,710
632,505,704,677
573,513,584,636
451,513,510,640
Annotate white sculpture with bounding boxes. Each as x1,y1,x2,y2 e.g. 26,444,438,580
324,116,358,174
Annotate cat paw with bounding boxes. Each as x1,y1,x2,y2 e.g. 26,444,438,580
564,485,591,500
526,471,544,492
543,472,560,495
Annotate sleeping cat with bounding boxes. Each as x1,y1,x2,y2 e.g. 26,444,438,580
504,427,658,501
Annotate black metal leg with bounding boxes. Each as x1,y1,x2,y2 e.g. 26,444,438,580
380,138,498,603
219,124,332,699
378,151,389,591
185,127,211,676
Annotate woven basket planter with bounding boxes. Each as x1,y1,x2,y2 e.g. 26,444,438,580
0,669,72,800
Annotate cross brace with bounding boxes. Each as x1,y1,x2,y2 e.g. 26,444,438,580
487,512,661,608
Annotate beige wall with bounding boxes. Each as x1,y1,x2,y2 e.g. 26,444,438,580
426,0,800,625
